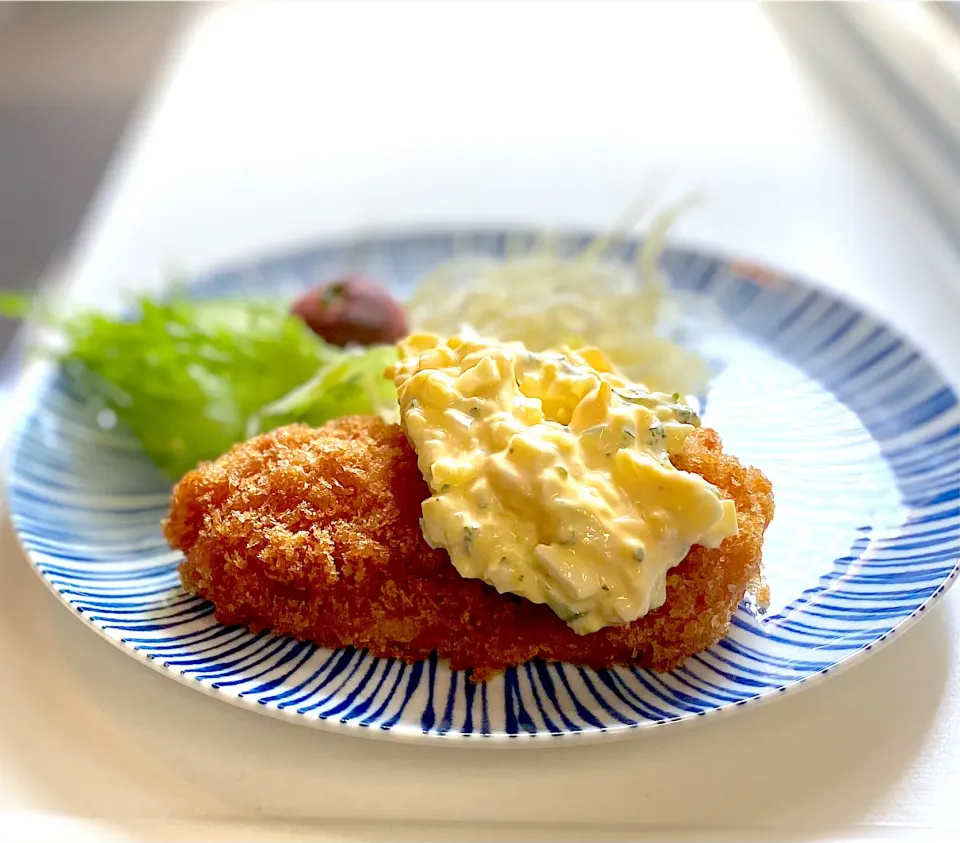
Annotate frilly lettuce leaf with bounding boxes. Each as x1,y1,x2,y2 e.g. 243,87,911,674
1,293,399,479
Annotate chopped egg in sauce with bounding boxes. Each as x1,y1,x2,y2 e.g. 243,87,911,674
388,334,738,634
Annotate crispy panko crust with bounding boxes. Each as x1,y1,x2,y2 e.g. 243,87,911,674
164,417,774,680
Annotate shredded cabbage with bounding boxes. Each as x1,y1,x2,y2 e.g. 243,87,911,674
406,199,712,396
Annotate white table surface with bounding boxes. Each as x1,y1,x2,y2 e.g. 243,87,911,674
3,3,960,841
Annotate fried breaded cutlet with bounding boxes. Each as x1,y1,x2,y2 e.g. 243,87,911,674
164,417,774,680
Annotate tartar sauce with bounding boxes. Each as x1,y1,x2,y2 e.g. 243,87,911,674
389,334,738,634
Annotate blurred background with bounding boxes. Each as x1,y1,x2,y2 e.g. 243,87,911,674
0,2,184,353
3,0,960,354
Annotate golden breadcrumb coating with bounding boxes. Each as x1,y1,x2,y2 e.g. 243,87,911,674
164,417,774,680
